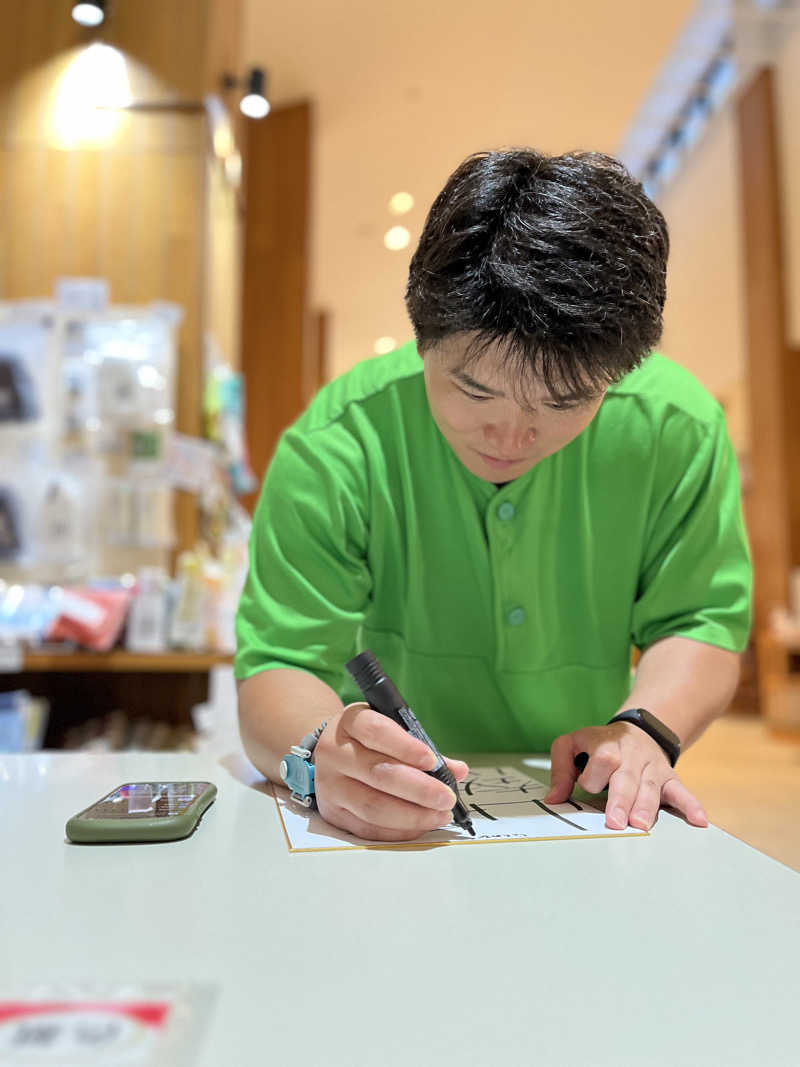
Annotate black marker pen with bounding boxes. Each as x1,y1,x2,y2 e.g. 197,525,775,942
346,650,476,837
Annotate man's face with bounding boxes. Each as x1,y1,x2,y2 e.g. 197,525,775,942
423,335,607,482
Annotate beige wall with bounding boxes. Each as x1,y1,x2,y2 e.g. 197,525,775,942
656,18,800,457
239,0,696,378
657,106,749,453
775,18,800,349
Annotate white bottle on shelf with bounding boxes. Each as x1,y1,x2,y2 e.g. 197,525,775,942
169,551,206,651
126,567,169,653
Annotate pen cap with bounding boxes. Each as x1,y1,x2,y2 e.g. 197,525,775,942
346,650,407,716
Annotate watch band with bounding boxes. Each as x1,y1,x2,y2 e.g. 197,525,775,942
607,708,681,766
279,721,327,807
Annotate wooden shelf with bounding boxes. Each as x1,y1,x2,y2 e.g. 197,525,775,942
21,650,233,673
0,649,235,746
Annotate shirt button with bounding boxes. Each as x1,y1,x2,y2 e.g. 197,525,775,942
498,501,515,521
507,607,526,626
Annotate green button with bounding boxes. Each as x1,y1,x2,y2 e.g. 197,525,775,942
498,501,515,521
507,607,526,626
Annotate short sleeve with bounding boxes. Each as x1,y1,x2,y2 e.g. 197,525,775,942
631,408,752,653
234,423,372,689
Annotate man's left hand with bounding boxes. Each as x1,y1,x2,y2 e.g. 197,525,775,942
545,722,708,830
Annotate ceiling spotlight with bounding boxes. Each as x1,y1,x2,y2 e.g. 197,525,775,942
388,192,414,215
239,67,270,120
71,0,105,26
374,336,397,355
384,226,410,251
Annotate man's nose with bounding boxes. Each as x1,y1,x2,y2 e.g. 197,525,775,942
485,419,536,453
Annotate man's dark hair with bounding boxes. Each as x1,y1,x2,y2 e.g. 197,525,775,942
405,148,669,402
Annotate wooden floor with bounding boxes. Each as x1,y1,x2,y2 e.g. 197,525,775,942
677,713,800,871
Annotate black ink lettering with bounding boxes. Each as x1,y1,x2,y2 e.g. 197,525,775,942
470,803,496,821
533,799,586,830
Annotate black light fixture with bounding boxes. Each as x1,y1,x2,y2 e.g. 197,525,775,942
71,0,105,26
223,67,270,119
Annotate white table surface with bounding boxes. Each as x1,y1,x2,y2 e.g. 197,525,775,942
2,748,798,1067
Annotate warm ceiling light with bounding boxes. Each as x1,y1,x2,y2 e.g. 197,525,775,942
388,192,414,215
71,1,105,26
240,67,270,119
374,336,397,355
384,226,410,251
51,43,130,149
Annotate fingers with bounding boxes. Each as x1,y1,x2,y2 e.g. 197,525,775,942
313,704,464,842
335,706,462,807
544,733,579,803
605,768,708,831
604,763,643,829
578,739,622,794
661,777,708,827
545,723,709,832
444,757,469,782
320,776,453,840
326,804,453,843
363,749,457,809
607,764,662,830
340,703,438,771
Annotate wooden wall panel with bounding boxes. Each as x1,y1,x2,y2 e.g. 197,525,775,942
736,67,794,634
736,67,800,730
0,0,236,100
788,344,800,568
241,101,312,511
0,4,83,97
105,1,208,98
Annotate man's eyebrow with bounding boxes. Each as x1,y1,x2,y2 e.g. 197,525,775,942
451,368,599,406
450,369,505,397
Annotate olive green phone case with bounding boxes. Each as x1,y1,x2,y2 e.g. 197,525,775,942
66,781,217,843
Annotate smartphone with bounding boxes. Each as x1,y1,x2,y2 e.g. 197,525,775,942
66,781,217,843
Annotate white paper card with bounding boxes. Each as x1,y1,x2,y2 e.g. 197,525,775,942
273,764,646,852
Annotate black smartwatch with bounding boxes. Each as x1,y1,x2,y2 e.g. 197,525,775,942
608,708,681,766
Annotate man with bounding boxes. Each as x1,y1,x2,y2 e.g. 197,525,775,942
235,149,752,842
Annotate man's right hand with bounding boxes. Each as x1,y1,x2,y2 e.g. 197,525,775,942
313,702,469,841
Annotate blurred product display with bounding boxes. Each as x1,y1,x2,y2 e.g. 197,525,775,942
0,281,253,665
204,355,256,497
0,285,181,582
0,550,248,657
0,488,23,559
0,355,38,422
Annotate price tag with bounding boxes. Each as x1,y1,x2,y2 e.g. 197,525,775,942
0,985,215,1066
0,1000,169,1063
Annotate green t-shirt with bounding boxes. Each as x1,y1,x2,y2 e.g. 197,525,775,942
235,343,752,752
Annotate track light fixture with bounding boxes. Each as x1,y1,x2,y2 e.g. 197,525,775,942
222,67,271,120
71,0,105,27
